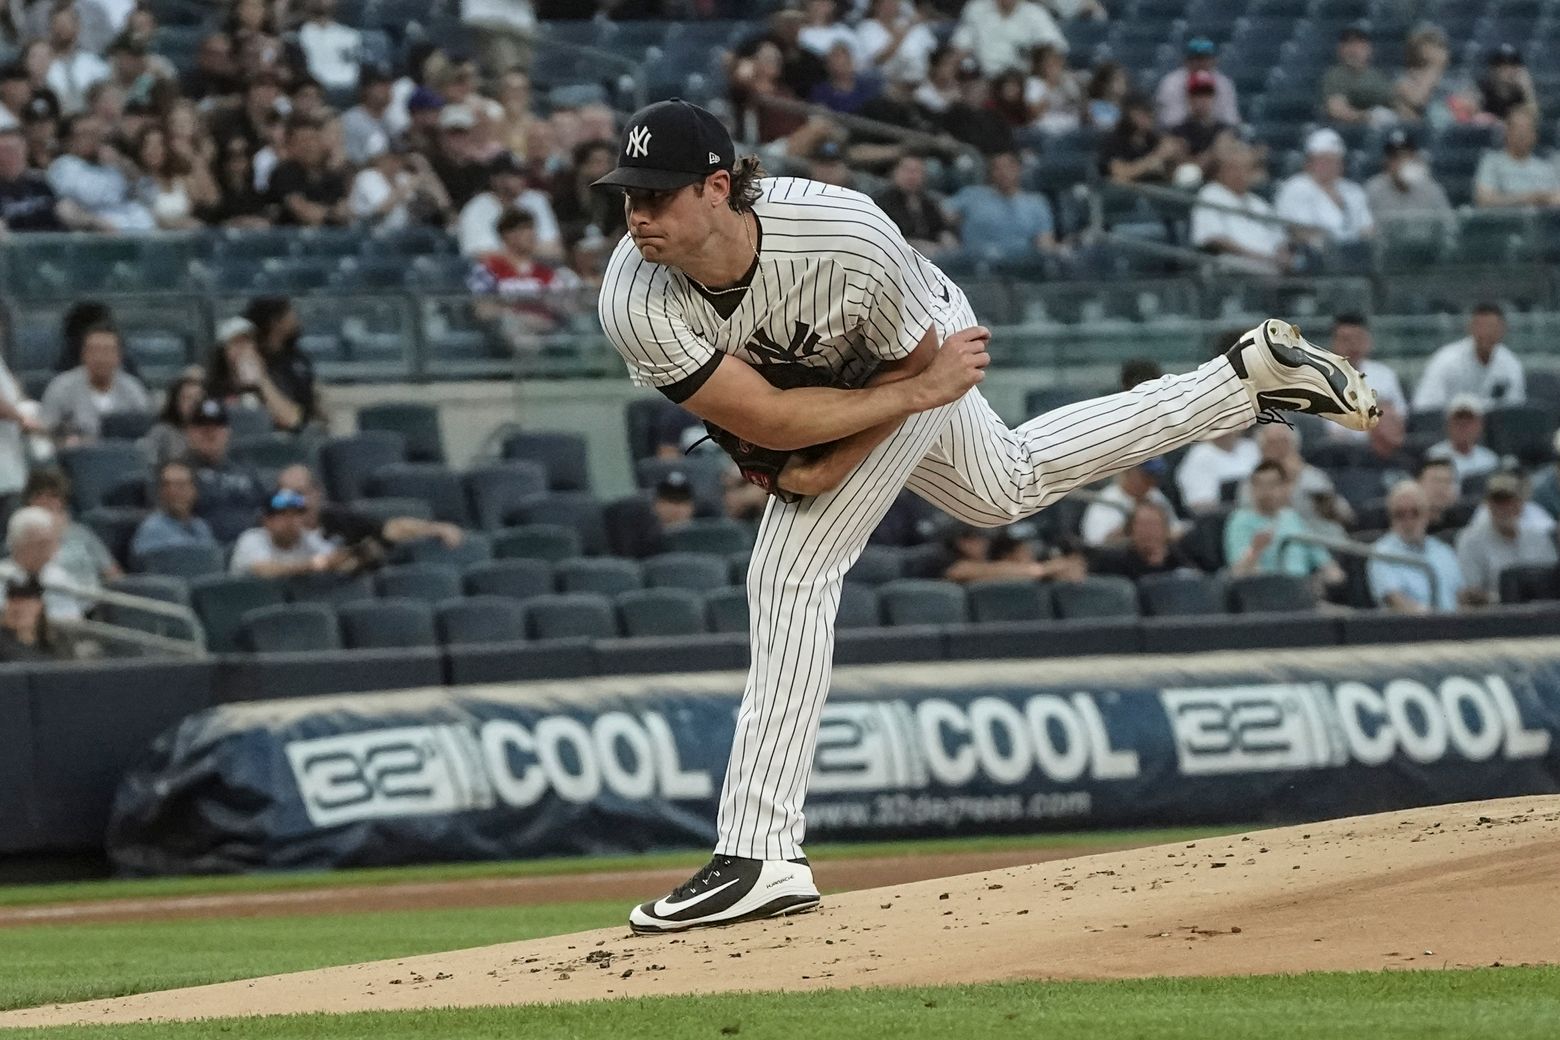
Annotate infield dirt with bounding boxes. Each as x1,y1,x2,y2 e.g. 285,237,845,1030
3,795,1556,1029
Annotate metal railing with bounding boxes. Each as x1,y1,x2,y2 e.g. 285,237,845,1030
40,576,208,658
1278,531,1440,610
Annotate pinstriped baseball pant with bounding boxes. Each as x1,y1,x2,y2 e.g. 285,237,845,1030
714,294,1259,861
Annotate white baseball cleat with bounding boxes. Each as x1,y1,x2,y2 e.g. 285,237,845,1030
628,854,821,934
1225,319,1381,432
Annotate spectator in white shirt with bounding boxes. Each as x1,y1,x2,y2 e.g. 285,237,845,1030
229,488,342,577
1081,458,1181,546
1426,394,1501,485
1412,303,1526,412
1176,430,1260,515
39,323,151,444
47,112,154,230
952,0,1066,77
1191,141,1292,274
349,137,452,229
44,4,109,115
1326,314,1407,440
458,150,561,259
296,0,362,93
799,0,860,64
0,506,82,622
1155,37,1239,128
1275,128,1374,245
340,65,397,167
855,0,938,83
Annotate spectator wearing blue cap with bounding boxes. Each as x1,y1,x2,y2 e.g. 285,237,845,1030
1155,37,1238,129
1081,458,1182,547
229,487,341,577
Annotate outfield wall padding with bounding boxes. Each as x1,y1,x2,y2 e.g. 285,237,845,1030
106,640,1560,875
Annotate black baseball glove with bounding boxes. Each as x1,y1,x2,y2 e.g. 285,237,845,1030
700,362,851,503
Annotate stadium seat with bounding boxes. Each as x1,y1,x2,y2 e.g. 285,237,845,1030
1137,571,1223,616
462,558,553,602
137,542,225,579
229,434,311,473
373,564,462,604
492,524,582,562
189,574,286,653
82,506,146,569
836,583,881,629
525,593,618,640
850,545,905,586
634,456,726,514
59,442,148,512
435,595,527,645
464,462,549,530
1485,405,1557,466
337,598,437,650
368,463,470,526
283,571,376,607
240,603,340,653
616,588,708,637
1178,508,1230,572
357,403,445,463
398,532,493,569
102,575,193,640
603,495,663,559
965,580,1055,623
877,579,967,626
501,431,591,491
703,586,749,634
98,411,155,441
661,518,753,555
1497,564,1560,604
642,552,729,592
1226,573,1317,613
555,557,644,596
318,431,406,503
624,396,687,461
509,493,609,556
1053,576,1140,619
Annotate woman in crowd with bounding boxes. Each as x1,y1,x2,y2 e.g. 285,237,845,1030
138,371,207,465
243,296,319,431
135,125,216,230
202,135,272,227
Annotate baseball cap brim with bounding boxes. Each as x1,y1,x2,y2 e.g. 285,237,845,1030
591,166,708,192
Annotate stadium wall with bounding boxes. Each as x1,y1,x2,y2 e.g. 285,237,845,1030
76,638,1560,874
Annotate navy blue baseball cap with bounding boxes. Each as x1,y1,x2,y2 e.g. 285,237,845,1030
592,99,735,193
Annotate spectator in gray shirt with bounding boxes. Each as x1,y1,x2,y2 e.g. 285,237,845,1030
340,65,396,167
1474,109,1560,208
1456,473,1558,605
46,112,155,230
1365,128,1452,229
39,323,151,445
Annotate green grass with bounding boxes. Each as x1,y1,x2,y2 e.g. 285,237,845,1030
0,902,625,1012
0,826,1235,909
5,968,1556,1039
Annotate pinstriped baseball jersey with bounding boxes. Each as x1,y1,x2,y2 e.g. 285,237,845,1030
599,177,956,393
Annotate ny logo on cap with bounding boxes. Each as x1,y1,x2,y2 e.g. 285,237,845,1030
626,125,651,158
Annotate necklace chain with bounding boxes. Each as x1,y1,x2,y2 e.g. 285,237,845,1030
688,213,757,296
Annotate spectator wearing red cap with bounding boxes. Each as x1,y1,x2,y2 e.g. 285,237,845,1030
1169,69,1236,170
1155,37,1238,128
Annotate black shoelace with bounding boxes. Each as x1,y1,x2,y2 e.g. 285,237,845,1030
671,855,739,899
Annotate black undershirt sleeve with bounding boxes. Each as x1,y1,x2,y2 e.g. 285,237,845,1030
658,347,723,405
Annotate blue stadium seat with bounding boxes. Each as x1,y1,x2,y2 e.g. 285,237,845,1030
435,595,527,645
1137,571,1223,616
493,524,582,562
501,431,591,491
850,545,905,586
337,597,438,650
374,564,462,604
525,594,618,641
82,506,146,570
877,579,967,626
190,574,287,653
616,588,708,637
357,403,445,463
240,603,340,653
59,443,148,512
464,462,549,530
1226,573,1317,613
966,580,1055,623
138,543,225,580
284,572,376,607
662,518,753,555
462,558,553,602
837,584,881,629
102,575,193,640
1497,564,1560,604
703,586,749,634
509,493,609,556
367,463,469,526
318,431,407,503
1053,576,1140,619
555,557,644,596
642,552,729,592
398,531,493,569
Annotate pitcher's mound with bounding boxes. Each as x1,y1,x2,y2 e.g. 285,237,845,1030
5,796,1558,1029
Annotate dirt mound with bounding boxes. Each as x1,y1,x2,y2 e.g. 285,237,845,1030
4,796,1557,1029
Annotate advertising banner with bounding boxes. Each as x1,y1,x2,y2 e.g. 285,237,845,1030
108,644,1560,874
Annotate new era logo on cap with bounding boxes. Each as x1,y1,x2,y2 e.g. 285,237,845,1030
592,99,736,193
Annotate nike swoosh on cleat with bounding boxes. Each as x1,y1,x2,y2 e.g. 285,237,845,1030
651,876,744,918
